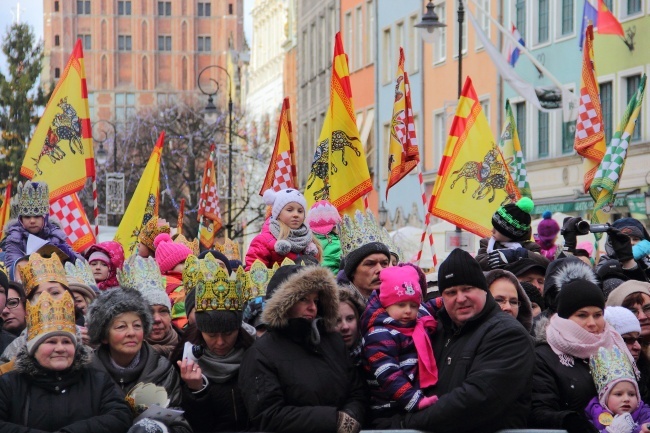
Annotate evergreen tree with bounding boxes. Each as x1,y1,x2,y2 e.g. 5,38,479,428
0,23,50,186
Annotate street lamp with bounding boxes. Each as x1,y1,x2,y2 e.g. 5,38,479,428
198,65,234,238
414,0,446,44
378,202,389,227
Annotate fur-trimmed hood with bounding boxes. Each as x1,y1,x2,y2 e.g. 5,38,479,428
543,257,598,313
532,314,550,344
485,268,533,332
14,343,92,376
262,266,339,332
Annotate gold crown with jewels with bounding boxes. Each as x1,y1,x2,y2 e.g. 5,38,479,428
26,290,76,345
339,209,385,256
173,234,199,256
138,216,171,251
214,237,240,262
15,181,50,217
19,253,69,298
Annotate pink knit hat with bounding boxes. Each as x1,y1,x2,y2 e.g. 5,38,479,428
305,200,341,235
154,233,192,274
379,266,422,308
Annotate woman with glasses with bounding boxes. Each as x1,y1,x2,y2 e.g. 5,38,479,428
606,280,650,403
486,269,533,333
1,282,26,337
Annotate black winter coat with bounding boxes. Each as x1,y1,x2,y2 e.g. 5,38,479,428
404,295,535,433
529,342,597,428
0,345,132,433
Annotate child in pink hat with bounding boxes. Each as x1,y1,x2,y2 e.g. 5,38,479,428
361,264,439,422
305,200,341,274
154,233,193,328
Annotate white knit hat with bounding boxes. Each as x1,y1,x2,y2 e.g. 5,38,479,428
263,188,307,220
604,306,641,336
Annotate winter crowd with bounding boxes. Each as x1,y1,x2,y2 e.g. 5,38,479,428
1,181,650,433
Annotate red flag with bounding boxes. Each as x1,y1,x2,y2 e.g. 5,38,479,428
0,182,11,237
197,144,223,248
50,193,96,252
260,98,297,195
597,0,624,36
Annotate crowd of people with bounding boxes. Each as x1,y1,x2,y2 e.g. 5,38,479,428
0,181,650,433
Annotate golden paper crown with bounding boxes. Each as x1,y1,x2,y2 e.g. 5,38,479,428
138,216,171,251
26,290,76,349
340,210,385,256
19,253,69,298
245,258,294,298
183,253,245,312
214,237,240,262
174,234,199,256
15,181,50,216
590,346,637,397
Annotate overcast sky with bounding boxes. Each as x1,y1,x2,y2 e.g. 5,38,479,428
0,0,253,74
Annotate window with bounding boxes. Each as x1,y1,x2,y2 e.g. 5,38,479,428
344,12,352,62
355,6,363,70
158,35,172,51
115,93,136,123
515,102,526,156
537,0,549,43
603,0,613,9
366,0,374,65
408,15,418,72
118,35,132,51
561,0,573,35
396,21,404,60
198,36,211,52
454,0,467,56
433,2,446,64
475,0,490,49
626,0,642,15
515,0,526,39
434,111,447,169
77,0,90,14
228,3,233,14
87,93,96,122
600,81,613,145
198,2,211,16
626,75,642,141
54,1,59,12
54,67,61,79
78,34,91,49
118,1,132,15
158,1,171,16
54,35,60,46
538,111,549,157
157,93,176,105
481,99,490,123
382,28,392,84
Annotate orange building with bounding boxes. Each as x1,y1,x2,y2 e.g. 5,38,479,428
43,0,245,122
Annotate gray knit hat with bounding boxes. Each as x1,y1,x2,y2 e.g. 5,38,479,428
87,287,153,346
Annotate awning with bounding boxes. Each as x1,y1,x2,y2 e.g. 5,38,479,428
531,193,646,216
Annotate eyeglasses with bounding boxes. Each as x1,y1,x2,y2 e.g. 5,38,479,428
623,336,649,347
5,298,20,309
628,304,650,318
494,297,521,307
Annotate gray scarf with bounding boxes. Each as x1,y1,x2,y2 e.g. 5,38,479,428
198,346,245,383
269,220,313,253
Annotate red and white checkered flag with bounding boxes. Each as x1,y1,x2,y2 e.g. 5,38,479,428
50,193,96,252
198,144,222,248
260,98,297,195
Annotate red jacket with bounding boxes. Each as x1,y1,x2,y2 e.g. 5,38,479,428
245,222,299,270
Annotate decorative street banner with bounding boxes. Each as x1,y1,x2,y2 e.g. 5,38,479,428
428,77,520,238
106,173,125,215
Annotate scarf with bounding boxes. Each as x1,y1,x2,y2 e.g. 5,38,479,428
108,349,141,372
198,346,245,383
486,237,522,253
540,244,559,260
396,315,438,388
546,314,638,377
97,270,119,291
146,329,179,358
269,220,313,253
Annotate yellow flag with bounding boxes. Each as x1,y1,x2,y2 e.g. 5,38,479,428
428,77,520,238
305,33,372,215
20,39,94,201
114,132,164,257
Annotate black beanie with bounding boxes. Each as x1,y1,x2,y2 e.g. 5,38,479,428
556,279,605,319
185,287,196,315
521,281,545,311
195,310,243,333
266,265,303,300
492,197,534,241
438,248,487,293
344,242,391,281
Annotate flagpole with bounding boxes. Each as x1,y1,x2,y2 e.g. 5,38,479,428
415,164,438,269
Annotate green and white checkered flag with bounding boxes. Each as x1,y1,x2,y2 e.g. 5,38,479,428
498,100,532,199
590,74,646,238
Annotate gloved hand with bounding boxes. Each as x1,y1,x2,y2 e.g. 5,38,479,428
337,411,361,433
128,419,169,433
487,248,528,268
562,412,598,433
608,227,634,263
606,412,636,433
633,239,650,260
561,217,583,252
417,395,438,410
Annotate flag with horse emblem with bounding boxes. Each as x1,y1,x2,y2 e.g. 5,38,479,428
114,132,164,257
386,47,420,200
198,143,223,249
428,77,520,238
20,39,94,202
260,97,297,195
305,32,372,215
